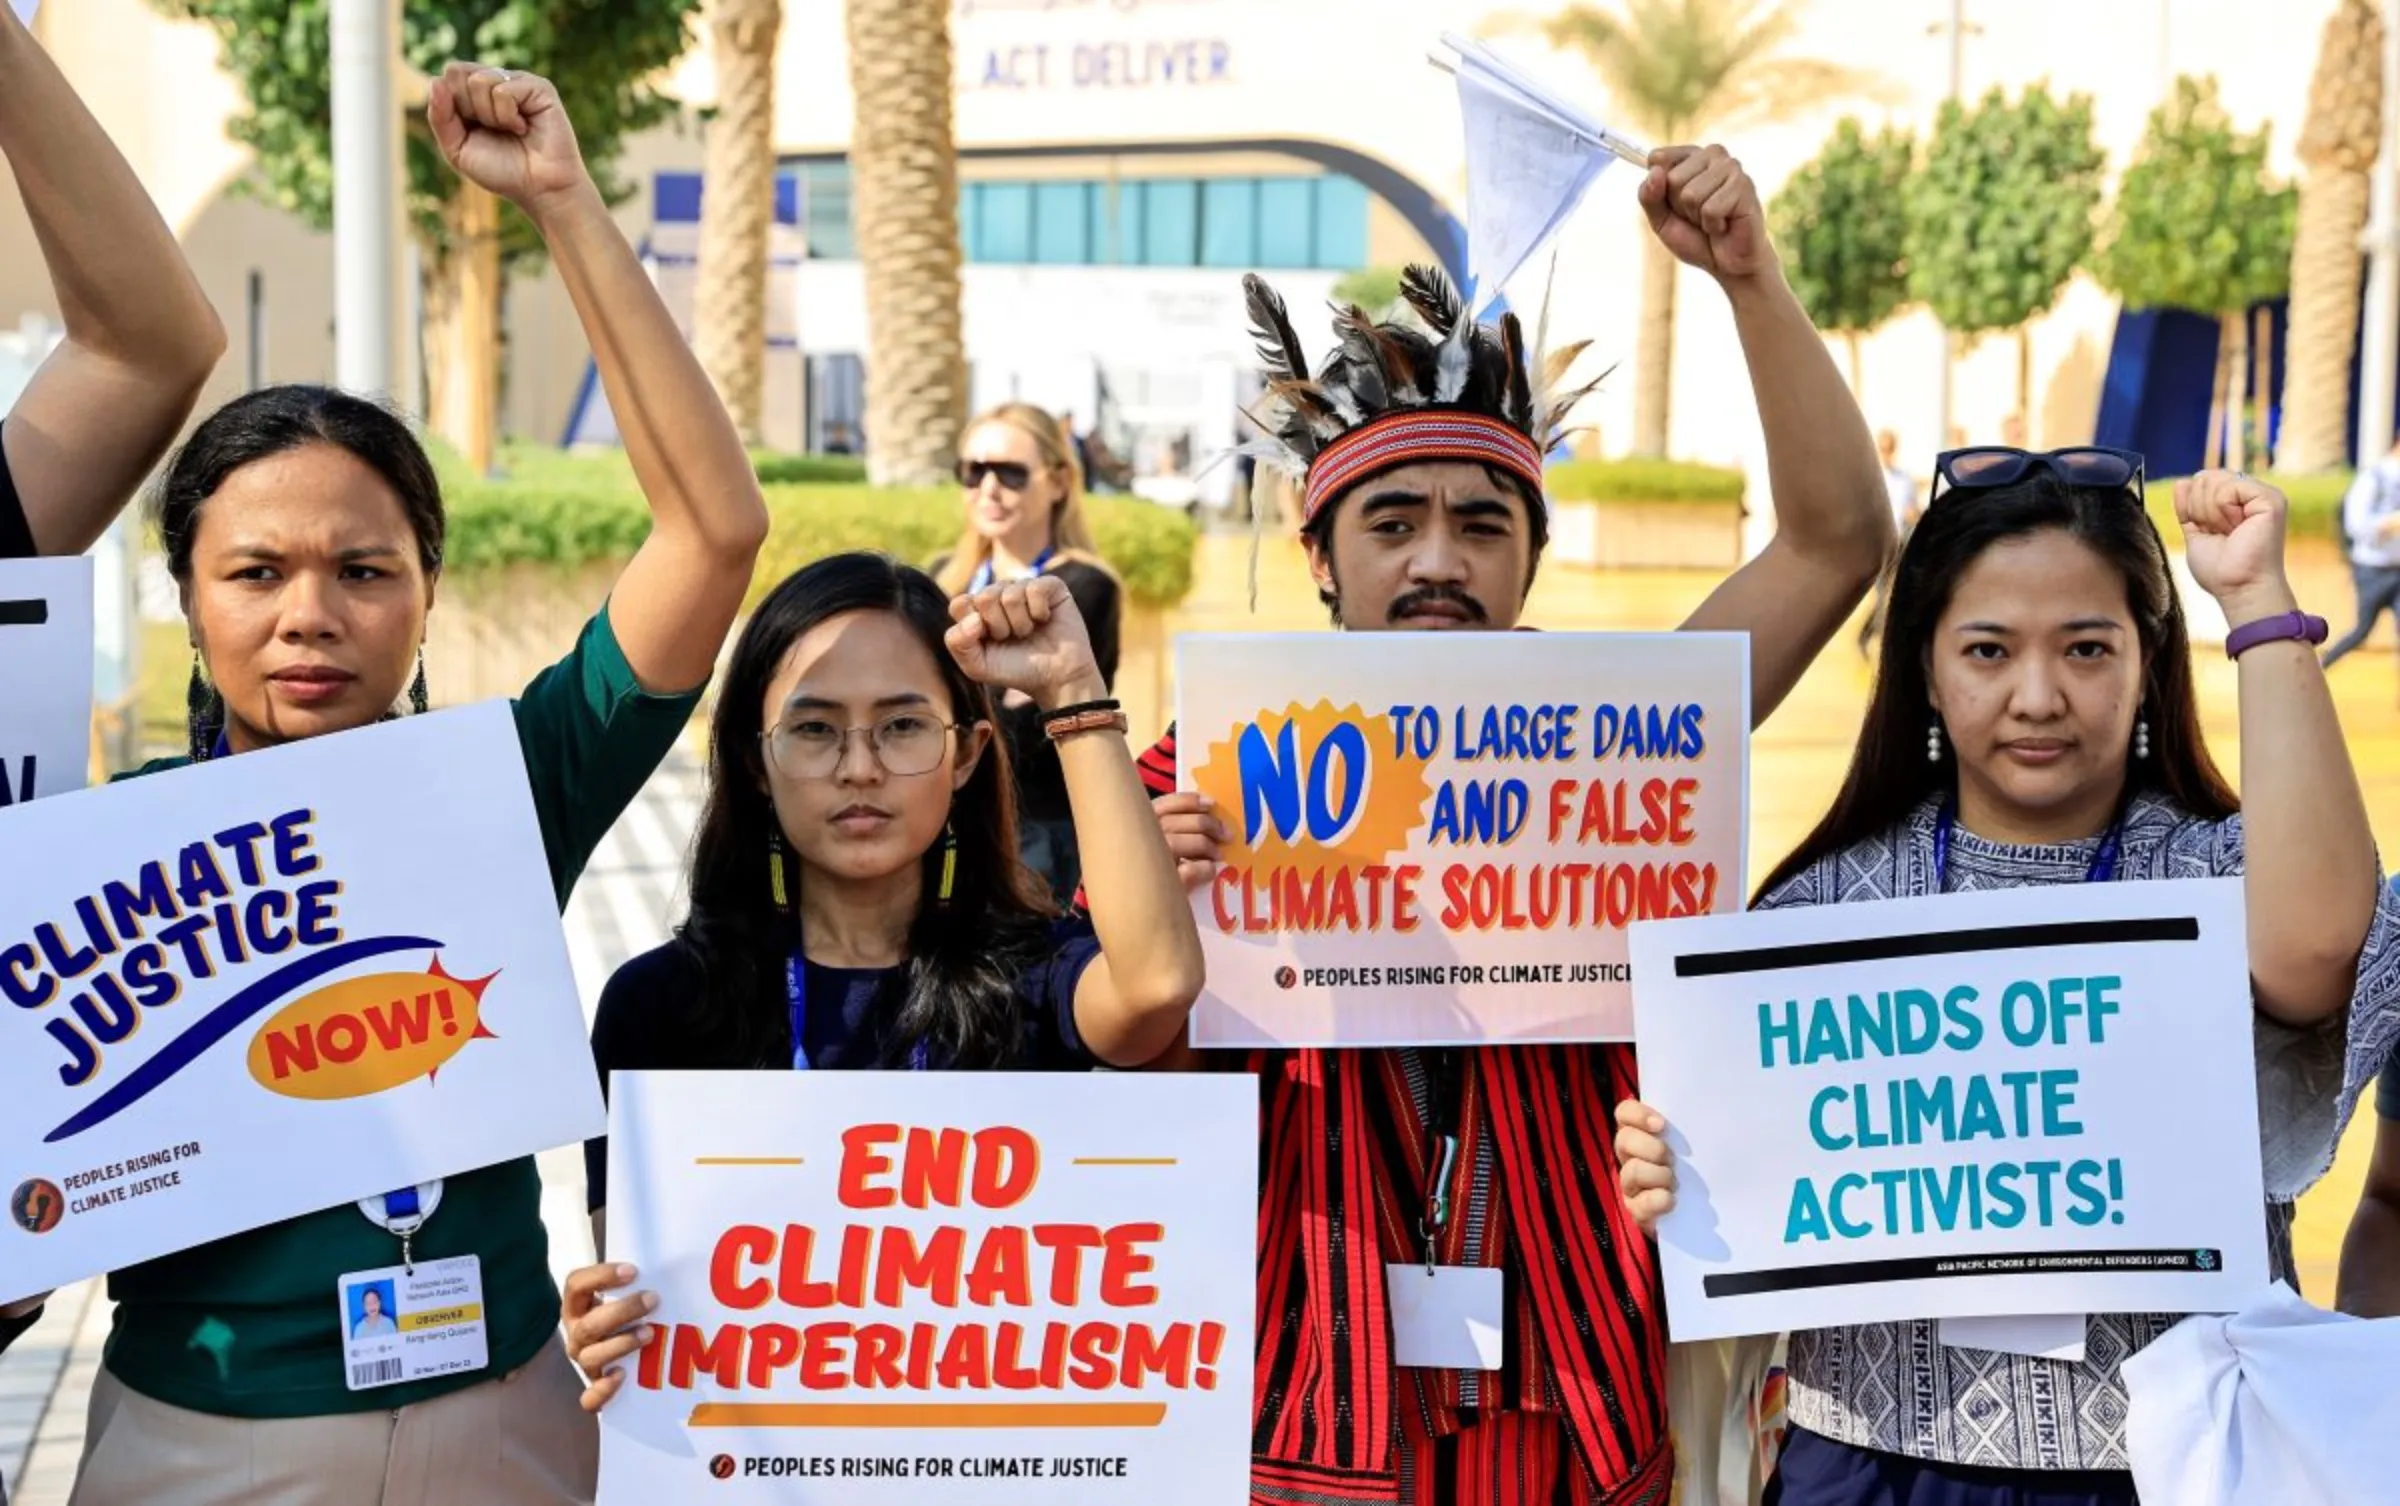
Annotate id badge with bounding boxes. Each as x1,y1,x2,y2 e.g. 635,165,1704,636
337,1255,490,1392
1385,1263,1505,1370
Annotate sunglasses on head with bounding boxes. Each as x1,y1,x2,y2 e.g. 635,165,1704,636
956,458,1034,491
1930,446,2146,507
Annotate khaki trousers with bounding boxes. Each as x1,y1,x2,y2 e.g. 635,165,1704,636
67,1338,595,1506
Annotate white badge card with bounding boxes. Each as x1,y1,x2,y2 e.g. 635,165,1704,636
1385,1264,1505,1371
338,1254,489,1392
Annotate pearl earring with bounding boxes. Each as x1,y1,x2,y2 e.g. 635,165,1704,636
1927,719,1944,763
2134,718,2150,761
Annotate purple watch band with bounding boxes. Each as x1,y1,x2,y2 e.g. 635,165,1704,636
2224,609,2329,658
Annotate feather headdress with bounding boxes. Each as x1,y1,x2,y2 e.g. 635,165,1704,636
1237,263,1609,504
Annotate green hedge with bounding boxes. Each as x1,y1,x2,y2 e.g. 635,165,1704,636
2146,471,2350,546
1545,457,1748,504
435,443,1197,608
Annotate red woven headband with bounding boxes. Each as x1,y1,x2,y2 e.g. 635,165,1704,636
1300,410,1547,527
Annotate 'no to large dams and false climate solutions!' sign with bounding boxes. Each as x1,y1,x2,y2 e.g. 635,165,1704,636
1175,632,1749,1049
0,703,604,1303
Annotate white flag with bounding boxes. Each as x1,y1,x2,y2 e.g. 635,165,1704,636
1442,34,1647,313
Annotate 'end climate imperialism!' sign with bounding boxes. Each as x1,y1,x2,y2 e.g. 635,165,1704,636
1628,878,2271,1341
0,702,601,1304
1176,632,1748,1048
598,1071,1256,1505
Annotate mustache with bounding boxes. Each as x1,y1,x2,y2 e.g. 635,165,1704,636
1386,585,1489,624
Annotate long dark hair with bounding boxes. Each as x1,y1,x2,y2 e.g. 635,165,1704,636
677,552,1056,1068
1755,472,2238,901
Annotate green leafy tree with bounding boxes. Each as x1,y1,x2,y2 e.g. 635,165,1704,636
155,0,696,472
2097,75,2296,469
1905,84,2106,439
1504,0,1886,457
1332,265,1406,318
1771,117,1914,393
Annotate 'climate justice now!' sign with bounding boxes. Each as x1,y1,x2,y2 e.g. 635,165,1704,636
598,1072,1256,1505
1628,879,2271,1341
1176,632,1748,1047
0,703,600,1304
0,556,95,808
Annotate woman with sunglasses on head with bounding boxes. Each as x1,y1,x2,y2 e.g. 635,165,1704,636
932,404,1123,906
61,65,768,1506
1615,452,2400,1506
557,555,1202,1409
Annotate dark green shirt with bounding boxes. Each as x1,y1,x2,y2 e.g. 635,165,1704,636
100,605,702,1418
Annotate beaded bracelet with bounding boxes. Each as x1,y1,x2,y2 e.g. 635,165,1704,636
1040,697,1121,729
1043,708,1130,742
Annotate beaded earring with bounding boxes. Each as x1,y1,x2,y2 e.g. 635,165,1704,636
186,652,224,763
1926,718,1944,764
768,828,790,910
937,822,958,905
408,652,430,716
2133,717,2150,761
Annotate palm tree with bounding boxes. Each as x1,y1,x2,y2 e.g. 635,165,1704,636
695,0,784,448
1514,0,1880,458
842,0,968,487
2282,0,2383,474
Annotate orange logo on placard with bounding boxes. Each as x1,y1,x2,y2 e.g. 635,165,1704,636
244,957,499,1100
1188,701,1429,878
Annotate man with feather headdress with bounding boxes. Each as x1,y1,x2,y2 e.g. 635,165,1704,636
1143,145,1894,1505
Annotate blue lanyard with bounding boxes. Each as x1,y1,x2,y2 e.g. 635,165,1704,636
786,952,930,1071
1932,803,2124,893
970,546,1054,594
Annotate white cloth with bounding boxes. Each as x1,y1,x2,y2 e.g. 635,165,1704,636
1444,34,1639,311
2123,1285,2400,1506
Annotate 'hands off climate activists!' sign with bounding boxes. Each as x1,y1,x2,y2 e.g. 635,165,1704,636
1628,879,2271,1340
1176,632,1748,1047
0,557,96,806
599,1072,1256,1505
0,703,601,1303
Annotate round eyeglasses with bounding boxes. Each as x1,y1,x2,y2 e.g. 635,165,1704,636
761,711,965,780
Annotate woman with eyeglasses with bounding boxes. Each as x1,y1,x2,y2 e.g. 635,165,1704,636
556,553,1202,1409
1615,455,2400,1506
932,403,1123,906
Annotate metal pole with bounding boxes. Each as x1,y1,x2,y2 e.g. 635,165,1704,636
245,270,264,392
1935,0,1965,447
330,0,400,397
2358,0,2400,464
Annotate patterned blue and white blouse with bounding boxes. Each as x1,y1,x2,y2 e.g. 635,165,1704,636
1753,791,2400,1471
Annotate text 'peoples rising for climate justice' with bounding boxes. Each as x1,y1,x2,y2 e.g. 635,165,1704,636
1214,700,1718,937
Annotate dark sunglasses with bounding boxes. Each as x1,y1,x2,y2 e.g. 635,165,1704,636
1929,446,2146,507
955,458,1033,491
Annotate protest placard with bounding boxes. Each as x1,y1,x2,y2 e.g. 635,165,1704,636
0,556,94,807
0,702,601,1304
599,1071,1257,1505
1176,631,1747,1047
1628,878,2271,1341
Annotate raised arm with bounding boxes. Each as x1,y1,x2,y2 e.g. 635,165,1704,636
2178,472,2378,1025
948,579,1204,1067
0,5,225,554
1647,145,1894,726
430,63,767,692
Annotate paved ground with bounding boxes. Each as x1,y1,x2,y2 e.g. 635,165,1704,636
7,531,2396,1499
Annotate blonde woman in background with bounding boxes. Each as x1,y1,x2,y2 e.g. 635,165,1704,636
933,403,1123,904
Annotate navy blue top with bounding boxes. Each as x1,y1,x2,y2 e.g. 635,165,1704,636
0,426,33,559
582,919,1103,1208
